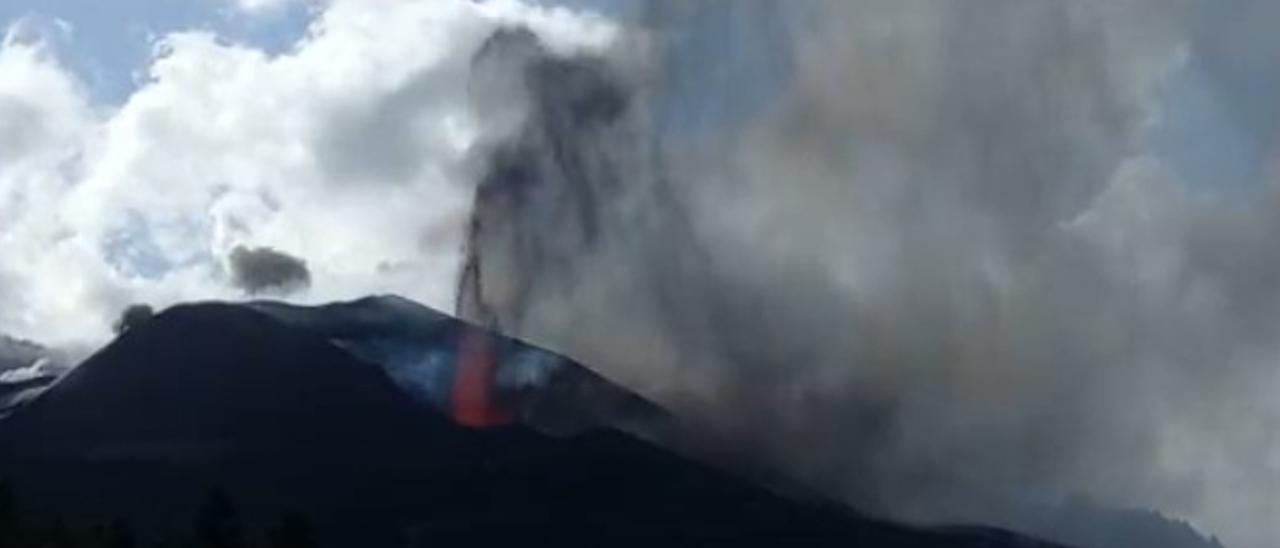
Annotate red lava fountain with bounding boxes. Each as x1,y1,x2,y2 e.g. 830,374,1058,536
453,329,513,428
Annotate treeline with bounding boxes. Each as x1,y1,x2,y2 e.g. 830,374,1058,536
0,479,317,548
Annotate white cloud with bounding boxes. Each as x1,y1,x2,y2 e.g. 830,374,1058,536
0,0,617,347
231,0,306,15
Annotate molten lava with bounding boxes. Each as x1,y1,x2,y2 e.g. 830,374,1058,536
452,328,513,428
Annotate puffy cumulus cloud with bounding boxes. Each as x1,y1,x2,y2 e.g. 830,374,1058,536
0,23,87,169
0,0,618,348
0,26,105,346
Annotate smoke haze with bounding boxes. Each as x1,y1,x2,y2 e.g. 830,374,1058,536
457,2,1280,547
1,1,1279,546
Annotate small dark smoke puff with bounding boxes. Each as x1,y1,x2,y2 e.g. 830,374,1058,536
113,304,155,335
228,246,312,295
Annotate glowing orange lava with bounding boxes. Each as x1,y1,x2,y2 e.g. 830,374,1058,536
453,328,513,428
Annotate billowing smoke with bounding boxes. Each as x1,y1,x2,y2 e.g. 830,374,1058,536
0,334,66,411
227,245,311,295
1,0,1278,545
0,335,46,375
112,303,155,335
457,2,1280,547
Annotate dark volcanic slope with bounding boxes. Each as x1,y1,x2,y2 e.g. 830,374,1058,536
1,303,462,456
0,303,1067,548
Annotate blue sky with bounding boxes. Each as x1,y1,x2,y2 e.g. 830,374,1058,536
3,0,1254,193
0,0,795,137
0,0,627,344
0,0,312,102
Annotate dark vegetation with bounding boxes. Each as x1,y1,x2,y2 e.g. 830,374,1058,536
0,480,316,548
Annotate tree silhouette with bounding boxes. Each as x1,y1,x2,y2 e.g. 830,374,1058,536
266,513,317,548
104,518,136,548
0,477,14,536
46,518,77,548
195,489,245,548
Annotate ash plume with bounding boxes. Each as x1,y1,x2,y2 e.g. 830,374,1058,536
113,303,155,335
227,245,312,296
0,334,46,374
457,2,1280,547
0,333,67,413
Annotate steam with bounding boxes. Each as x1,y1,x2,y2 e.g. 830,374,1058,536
457,2,1280,547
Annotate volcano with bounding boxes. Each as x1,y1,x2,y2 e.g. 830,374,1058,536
0,300,1068,547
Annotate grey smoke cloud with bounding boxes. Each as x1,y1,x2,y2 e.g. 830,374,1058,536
1187,1,1280,155
112,303,155,334
0,334,68,411
457,2,1280,547
227,246,311,295
0,334,46,374
1,0,1276,544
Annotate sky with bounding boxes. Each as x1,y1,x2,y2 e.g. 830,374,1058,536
0,0,621,345
2,1,1280,547
0,0,314,102
3,0,1261,343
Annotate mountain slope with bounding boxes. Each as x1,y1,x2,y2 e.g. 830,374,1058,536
0,302,1068,547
